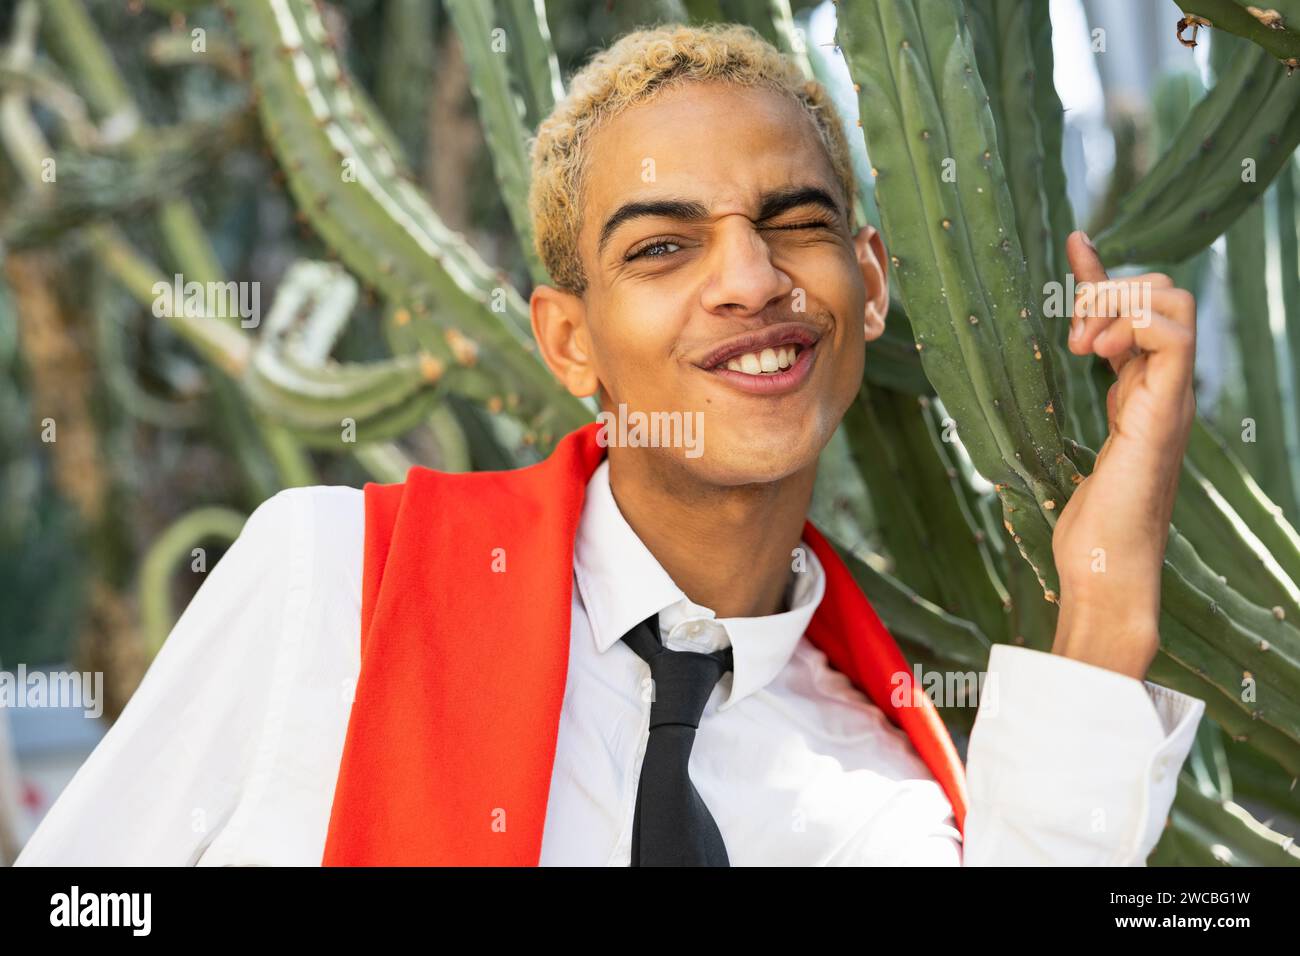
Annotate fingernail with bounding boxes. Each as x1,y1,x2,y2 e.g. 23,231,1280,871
1069,315,1082,342
1080,231,1096,251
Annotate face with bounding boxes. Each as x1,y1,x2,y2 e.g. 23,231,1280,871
531,79,889,487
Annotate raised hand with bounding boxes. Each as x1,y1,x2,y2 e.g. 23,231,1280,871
1049,231,1198,680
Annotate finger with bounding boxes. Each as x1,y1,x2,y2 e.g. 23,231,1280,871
1107,343,1141,377
1148,287,1196,330
1070,279,1139,355
1092,291,1198,352
1092,311,1196,400
1084,272,1174,294
1069,279,1182,355
1066,231,1108,284
1114,348,1146,403
1134,272,1175,290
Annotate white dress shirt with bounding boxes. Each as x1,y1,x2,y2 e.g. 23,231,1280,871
15,460,1204,866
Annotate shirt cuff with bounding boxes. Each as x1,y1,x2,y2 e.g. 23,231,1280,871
961,643,1205,865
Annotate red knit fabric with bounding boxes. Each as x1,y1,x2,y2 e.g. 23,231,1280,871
322,421,968,865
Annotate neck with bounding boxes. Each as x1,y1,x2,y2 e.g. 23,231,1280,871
606,447,817,619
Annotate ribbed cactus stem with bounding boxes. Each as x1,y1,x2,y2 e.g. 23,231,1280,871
837,0,1077,582
500,0,565,131
845,383,1010,640
232,0,590,443
1175,0,1300,65
1095,31,1300,265
1152,772,1300,865
445,0,549,286
838,0,1300,769
1003,0,1107,447
242,261,465,446
139,507,249,654
39,0,316,492
374,0,437,164
965,0,1067,429
835,540,993,670
1066,438,1300,754
1188,420,1300,589
1225,193,1300,520
1174,454,1300,619
1274,157,1300,517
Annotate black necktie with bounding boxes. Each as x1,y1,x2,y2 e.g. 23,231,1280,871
620,612,734,867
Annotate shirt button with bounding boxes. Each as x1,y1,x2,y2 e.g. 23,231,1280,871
1153,757,1170,783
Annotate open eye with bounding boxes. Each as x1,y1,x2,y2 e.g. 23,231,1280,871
627,238,681,261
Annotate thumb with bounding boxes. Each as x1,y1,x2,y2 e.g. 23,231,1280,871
1066,230,1109,284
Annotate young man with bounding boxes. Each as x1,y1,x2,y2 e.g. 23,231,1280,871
17,22,1203,866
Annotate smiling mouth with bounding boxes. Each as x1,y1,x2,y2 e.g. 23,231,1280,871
696,323,821,371
714,343,807,375
693,322,822,395
699,338,819,396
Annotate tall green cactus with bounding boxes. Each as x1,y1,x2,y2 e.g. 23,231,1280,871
40,0,317,496
229,0,590,450
844,384,1009,641
242,261,448,447
1280,159,1300,437
1175,0,1300,66
1095,22,1300,266
139,507,247,654
966,0,1108,452
1223,195,1300,519
500,0,565,131
835,0,1300,777
1152,772,1300,864
837,0,1080,606
445,0,548,286
1209,32,1300,525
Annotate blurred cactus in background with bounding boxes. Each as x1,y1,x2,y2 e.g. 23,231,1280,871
2,0,1300,863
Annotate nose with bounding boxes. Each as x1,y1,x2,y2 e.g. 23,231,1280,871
699,215,795,317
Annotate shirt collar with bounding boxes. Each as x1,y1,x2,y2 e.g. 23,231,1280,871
572,459,826,711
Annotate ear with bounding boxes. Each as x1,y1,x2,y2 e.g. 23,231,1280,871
852,224,889,343
530,284,600,398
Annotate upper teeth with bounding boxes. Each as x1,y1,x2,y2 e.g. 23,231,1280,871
725,345,799,374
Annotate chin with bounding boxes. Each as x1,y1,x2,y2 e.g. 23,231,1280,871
683,426,824,487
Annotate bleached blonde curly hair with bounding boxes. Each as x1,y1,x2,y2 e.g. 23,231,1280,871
526,21,858,296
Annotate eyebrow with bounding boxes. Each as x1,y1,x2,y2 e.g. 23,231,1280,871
596,185,844,258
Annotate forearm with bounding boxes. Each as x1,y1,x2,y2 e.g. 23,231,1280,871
1052,590,1160,681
